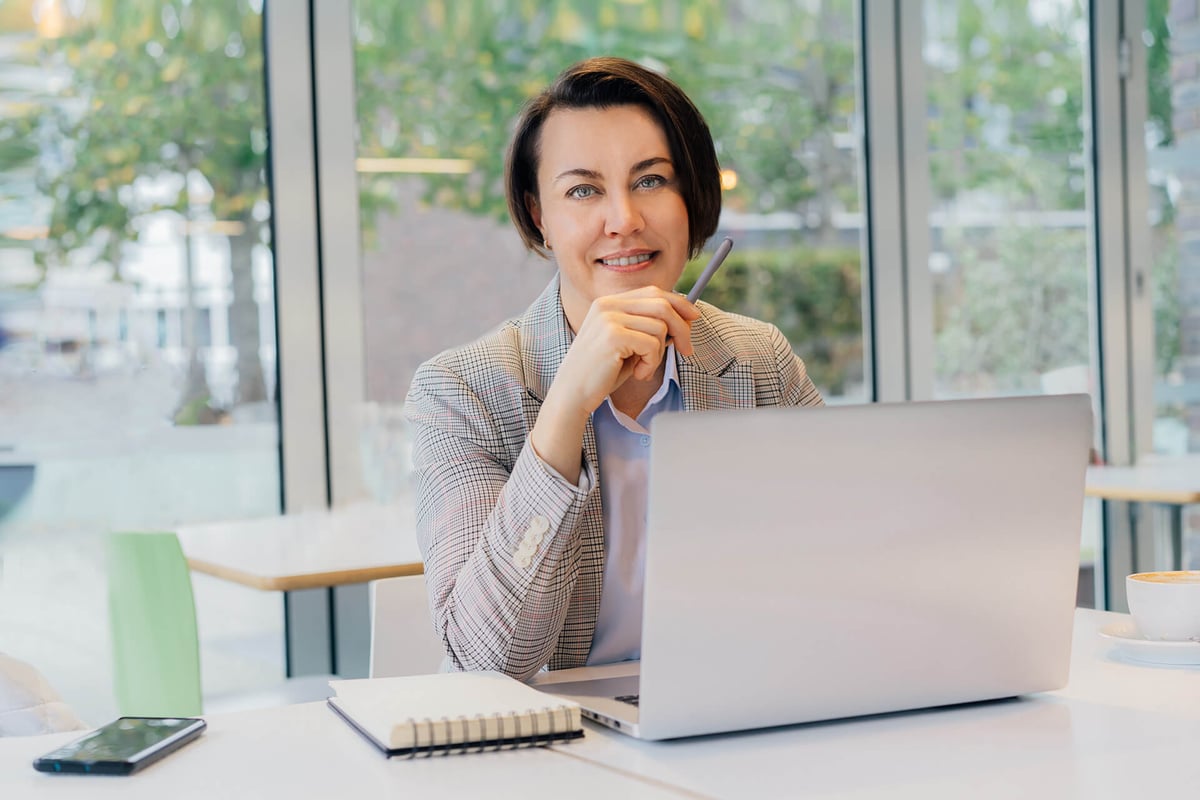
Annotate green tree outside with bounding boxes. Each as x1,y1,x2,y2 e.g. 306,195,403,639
1,0,1183,401
1,0,271,419
352,0,863,393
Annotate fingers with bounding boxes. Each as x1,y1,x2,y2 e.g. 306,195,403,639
555,286,701,413
592,285,699,320
617,329,665,382
555,313,667,415
591,288,699,356
606,309,669,343
595,315,668,379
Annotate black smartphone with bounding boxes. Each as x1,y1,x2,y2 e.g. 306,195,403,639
32,716,206,776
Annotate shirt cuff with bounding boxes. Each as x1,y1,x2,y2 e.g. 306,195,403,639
529,441,593,492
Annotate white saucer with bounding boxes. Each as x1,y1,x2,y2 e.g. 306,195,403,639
1099,621,1200,667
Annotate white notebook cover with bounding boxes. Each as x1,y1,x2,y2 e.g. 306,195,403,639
328,671,581,752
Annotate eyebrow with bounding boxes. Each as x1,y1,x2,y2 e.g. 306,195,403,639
553,156,673,184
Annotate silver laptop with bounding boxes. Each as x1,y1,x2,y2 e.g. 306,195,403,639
536,395,1093,740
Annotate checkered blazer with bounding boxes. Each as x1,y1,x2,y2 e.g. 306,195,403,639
406,275,824,680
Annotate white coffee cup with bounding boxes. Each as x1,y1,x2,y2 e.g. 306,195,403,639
1125,571,1200,642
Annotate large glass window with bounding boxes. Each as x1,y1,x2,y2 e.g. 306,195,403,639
0,0,282,720
923,0,1097,401
920,0,1101,600
1142,0,1198,566
350,0,869,406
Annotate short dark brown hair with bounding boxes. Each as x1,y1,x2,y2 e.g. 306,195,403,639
505,57,722,260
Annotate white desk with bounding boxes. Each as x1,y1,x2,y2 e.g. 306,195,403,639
533,609,1200,799
0,703,679,799
4,610,1197,799
177,501,423,677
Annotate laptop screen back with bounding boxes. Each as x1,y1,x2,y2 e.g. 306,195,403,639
637,395,1092,740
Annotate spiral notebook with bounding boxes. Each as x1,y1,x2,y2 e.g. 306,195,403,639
327,671,583,758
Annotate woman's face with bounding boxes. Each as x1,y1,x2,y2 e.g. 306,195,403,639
528,104,690,328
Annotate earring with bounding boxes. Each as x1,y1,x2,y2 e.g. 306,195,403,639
543,238,552,251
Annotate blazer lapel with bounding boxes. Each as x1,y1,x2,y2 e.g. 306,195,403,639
516,275,600,476
517,275,571,405
678,305,757,411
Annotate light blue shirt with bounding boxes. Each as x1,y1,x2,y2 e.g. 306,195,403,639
585,345,682,665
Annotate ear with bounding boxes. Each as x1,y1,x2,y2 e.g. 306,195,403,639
525,192,544,238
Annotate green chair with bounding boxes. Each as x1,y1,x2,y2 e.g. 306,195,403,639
107,532,203,717
108,530,335,718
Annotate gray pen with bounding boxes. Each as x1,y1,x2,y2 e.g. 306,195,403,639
686,237,734,303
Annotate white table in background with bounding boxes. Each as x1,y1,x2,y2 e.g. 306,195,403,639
177,500,423,677
1085,456,1200,571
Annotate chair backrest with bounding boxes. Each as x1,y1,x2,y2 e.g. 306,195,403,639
107,532,202,717
368,574,445,678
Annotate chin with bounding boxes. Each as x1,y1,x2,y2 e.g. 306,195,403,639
599,273,669,296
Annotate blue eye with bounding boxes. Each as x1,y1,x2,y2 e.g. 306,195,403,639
635,175,666,190
567,185,597,199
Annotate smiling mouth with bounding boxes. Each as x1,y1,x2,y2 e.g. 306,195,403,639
598,252,656,270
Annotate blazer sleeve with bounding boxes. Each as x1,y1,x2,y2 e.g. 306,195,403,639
405,359,596,680
769,323,826,407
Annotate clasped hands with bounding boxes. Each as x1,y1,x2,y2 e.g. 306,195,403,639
554,286,698,416
529,287,698,479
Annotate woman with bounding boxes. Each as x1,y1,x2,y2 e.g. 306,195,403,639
406,57,824,681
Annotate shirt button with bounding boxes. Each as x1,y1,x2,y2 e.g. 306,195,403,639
639,436,651,447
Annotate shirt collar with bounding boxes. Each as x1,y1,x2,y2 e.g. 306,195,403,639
597,344,680,430
650,343,681,405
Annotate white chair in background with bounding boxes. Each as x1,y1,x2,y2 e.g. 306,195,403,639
368,574,446,678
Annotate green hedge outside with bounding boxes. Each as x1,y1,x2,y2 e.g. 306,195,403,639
679,246,863,396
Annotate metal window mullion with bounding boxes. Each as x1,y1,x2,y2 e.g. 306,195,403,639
311,0,373,679
861,0,909,403
1121,0,1155,462
897,5,934,401
265,0,329,513
312,0,369,507
1092,4,1134,468
1090,1,1142,609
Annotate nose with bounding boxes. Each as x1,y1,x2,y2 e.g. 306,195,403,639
604,190,644,238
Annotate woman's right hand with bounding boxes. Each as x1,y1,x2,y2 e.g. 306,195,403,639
530,286,700,478
558,286,700,413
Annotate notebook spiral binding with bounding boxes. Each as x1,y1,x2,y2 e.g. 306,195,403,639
401,705,578,759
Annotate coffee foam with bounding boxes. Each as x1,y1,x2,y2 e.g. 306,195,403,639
1129,571,1200,584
